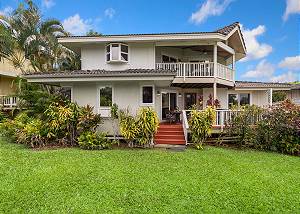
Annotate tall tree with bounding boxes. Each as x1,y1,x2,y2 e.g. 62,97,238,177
0,0,80,73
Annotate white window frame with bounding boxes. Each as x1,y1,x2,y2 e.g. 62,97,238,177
61,86,73,102
227,92,252,108
140,85,155,106
97,85,114,117
105,43,129,63
239,93,252,106
228,93,238,108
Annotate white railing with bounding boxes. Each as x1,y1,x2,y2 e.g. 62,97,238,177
182,110,189,145
0,96,18,108
182,109,242,144
217,63,234,81
156,62,234,81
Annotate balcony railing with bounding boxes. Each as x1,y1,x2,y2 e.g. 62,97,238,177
156,62,234,81
0,96,18,108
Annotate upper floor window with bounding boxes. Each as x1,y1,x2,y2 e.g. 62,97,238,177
106,43,128,63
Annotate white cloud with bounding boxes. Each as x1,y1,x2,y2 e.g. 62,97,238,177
42,0,55,9
104,8,116,19
271,71,298,83
189,0,233,24
241,25,273,62
62,14,92,35
242,59,274,79
0,6,13,16
278,56,300,70
283,0,300,21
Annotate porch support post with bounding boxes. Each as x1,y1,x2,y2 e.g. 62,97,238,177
232,53,235,82
269,88,273,106
213,44,217,100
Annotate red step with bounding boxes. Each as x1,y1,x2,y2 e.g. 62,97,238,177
155,135,185,140
155,124,185,145
155,139,186,145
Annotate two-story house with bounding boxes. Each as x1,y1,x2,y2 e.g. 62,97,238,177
24,22,291,122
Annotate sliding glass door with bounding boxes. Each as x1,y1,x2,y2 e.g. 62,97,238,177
161,92,177,120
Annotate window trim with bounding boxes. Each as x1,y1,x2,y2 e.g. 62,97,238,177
61,86,73,102
228,93,238,108
239,93,251,106
97,85,114,109
140,85,155,106
105,43,129,63
227,92,252,108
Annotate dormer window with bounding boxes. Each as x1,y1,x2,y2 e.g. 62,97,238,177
106,43,128,63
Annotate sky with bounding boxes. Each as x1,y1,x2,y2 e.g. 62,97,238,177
0,0,299,82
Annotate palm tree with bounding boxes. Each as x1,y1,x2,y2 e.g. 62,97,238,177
0,0,80,73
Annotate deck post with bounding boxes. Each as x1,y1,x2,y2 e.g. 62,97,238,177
232,53,235,82
183,63,186,82
269,88,273,106
213,44,217,100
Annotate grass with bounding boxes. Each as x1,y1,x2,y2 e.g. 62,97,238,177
0,139,300,213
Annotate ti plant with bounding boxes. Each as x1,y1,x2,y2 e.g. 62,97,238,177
189,107,215,150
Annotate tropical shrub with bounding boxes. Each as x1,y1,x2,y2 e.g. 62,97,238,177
118,107,159,147
0,101,104,148
77,105,102,135
254,100,300,154
226,105,264,146
0,111,6,123
119,109,139,147
189,107,215,149
136,107,159,146
15,118,45,147
272,91,287,103
78,131,112,150
226,100,300,155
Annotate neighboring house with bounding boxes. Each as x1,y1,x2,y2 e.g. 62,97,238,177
287,84,300,105
0,60,21,109
24,22,292,131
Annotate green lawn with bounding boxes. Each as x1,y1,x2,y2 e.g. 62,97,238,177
0,139,300,213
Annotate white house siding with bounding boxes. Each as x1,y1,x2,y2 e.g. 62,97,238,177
251,90,269,106
72,83,97,107
203,88,228,109
228,89,269,107
81,43,155,70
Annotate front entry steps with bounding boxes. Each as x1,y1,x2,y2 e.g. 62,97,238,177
154,124,186,145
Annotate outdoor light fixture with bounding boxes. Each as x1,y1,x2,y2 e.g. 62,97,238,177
156,91,161,96
178,93,182,98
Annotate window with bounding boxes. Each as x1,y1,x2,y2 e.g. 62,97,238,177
228,93,250,108
228,94,238,108
184,93,197,109
100,87,112,107
240,93,250,106
106,43,128,62
60,87,72,101
142,86,153,104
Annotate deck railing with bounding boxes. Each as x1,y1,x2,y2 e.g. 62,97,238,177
0,96,18,108
182,109,243,144
156,62,234,81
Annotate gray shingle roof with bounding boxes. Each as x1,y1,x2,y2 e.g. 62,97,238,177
23,69,177,78
215,22,239,35
235,81,292,88
58,22,240,38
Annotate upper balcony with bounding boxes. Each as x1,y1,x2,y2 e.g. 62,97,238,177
155,42,236,87
156,62,234,82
